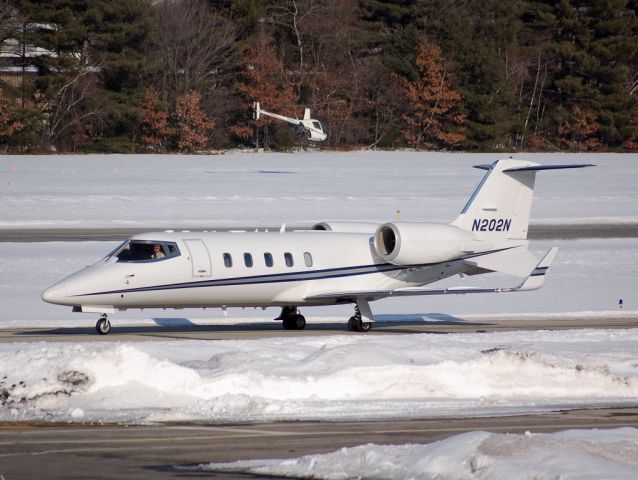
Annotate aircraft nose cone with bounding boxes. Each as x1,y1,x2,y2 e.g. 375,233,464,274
42,285,67,304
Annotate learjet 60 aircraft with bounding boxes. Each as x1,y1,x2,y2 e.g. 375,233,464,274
42,159,591,335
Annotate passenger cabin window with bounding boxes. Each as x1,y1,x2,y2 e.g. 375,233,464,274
304,252,313,267
111,240,180,263
284,252,294,267
264,252,273,267
223,253,233,268
244,253,253,268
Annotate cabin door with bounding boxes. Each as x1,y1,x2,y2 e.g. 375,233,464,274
184,239,212,277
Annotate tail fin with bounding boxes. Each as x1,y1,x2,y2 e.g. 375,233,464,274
253,102,260,120
452,159,593,240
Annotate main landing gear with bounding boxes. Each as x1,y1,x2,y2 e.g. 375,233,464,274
348,304,372,332
95,314,111,335
276,306,306,330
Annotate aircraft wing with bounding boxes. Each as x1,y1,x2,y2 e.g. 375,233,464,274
305,247,558,302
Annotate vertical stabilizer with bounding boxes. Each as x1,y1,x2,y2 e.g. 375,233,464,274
452,159,538,240
452,159,594,240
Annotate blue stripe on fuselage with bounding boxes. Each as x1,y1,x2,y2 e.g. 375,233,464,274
72,248,514,298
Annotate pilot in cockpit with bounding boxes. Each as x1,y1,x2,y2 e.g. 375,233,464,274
151,244,165,259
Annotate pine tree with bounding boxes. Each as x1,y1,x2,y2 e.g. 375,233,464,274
522,0,638,149
15,0,153,151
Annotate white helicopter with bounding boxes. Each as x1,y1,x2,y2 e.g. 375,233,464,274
253,102,327,142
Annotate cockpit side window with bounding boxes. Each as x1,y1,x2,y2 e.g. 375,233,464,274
313,121,322,131
111,240,180,263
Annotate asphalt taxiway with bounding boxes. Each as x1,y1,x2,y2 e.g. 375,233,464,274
1,408,637,479
0,314,637,343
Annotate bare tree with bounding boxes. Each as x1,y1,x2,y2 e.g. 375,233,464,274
149,0,239,107
40,42,106,151
268,0,320,77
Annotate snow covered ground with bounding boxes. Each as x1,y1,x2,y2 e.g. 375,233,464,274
195,428,638,480
1,328,637,423
1,151,637,229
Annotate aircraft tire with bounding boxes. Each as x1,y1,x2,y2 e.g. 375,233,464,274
294,315,306,330
348,317,358,331
96,318,111,335
357,320,371,332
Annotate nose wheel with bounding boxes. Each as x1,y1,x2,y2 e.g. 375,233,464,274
95,315,111,335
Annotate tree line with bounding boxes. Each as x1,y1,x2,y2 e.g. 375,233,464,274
0,0,637,153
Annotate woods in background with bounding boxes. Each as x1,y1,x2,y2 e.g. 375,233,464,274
0,0,637,153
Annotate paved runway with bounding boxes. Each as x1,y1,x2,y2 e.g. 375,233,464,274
1,408,637,479
1,314,637,343
1,222,637,241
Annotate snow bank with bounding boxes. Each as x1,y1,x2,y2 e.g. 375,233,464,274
195,428,638,480
1,329,636,423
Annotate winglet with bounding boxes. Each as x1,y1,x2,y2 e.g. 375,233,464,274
513,247,559,291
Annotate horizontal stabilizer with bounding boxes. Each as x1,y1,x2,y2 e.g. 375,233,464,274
474,163,594,172
503,164,595,172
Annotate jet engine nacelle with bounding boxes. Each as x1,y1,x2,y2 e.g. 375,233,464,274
374,222,474,266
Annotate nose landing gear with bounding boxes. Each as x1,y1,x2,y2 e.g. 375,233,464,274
95,314,111,335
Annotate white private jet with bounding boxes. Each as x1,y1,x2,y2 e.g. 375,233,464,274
42,159,592,335
253,102,327,142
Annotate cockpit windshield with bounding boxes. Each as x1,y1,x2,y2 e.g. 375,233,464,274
104,240,180,263
312,120,323,132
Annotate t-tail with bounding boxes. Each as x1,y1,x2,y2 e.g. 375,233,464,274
452,159,594,240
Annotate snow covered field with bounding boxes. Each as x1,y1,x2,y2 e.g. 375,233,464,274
195,428,638,480
1,151,637,228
